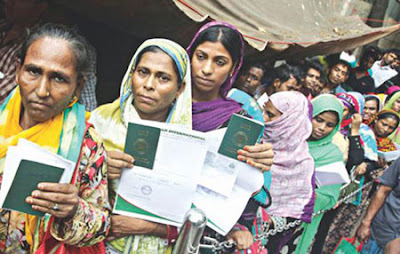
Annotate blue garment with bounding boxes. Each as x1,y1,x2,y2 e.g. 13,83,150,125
361,236,384,254
227,88,264,124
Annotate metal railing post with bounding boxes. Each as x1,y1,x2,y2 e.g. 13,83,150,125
172,208,207,254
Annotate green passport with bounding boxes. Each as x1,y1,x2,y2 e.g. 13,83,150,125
218,114,264,160
3,160,64,216
124,123,161,169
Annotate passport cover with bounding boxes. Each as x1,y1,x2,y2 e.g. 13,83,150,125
218,114,263,160
124,122,160,169
3,160,64,216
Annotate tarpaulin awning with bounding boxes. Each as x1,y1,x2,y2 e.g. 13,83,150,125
52,0,400,60
172,0,400,60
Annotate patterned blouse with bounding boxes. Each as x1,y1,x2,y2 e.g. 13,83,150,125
0,127,111,253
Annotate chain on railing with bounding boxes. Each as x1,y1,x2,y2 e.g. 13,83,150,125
199,180,375,253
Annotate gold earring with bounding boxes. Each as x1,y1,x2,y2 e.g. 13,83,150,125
67,95,79,107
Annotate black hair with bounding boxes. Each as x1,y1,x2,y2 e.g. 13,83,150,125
305,60,325,76
134,45,183,87
291,65,306,83
385,48,400,59
361,46,381,64
188,25,242,65
240,62,266,79
365,96,380,107
264,64,295,86
319,74,328,85
316,110,339,126
19,23,91,82
376,111,400,127
329,59,351,76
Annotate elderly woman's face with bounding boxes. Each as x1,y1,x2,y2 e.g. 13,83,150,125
132,50,183,120
17,37,81,127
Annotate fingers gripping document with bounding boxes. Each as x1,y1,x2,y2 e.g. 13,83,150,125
114,116,264,235
194,128,264,235
114,120,208,227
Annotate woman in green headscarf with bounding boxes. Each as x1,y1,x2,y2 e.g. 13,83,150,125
383,91,400,145
294,94,345,253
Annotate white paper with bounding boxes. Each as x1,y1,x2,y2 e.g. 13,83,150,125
371,61,398,88
378,149,400,162
114,120,208,225
315,161,350,187
0,139,75,208
194,129,264,235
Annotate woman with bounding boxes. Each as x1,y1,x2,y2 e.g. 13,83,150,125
295,94,345,253
186,21,275,251
383,91,400,145
187,21,273,172
0,24,109,253
372,110,400,152
363,95,382,126
321,92,379,253
90,39,192,253
261,91,315,253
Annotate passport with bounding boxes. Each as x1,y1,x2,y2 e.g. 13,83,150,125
218,114,264,160
3,160,64,216
124,122,160,169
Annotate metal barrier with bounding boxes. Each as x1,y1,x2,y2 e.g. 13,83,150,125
173,208,207,254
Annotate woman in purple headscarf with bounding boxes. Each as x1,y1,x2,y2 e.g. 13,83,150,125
187,21,274,250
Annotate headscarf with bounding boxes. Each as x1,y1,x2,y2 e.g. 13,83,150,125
387,85,400,96
373,110,399,152
347,92,379,161
383,91,400,145
0,87,87,252
263,91,315,222
308,94,344,167
363,94,383,126
296,95,345,253
337,92,359,136
188,21,244,132
90,39,192,253
383,90,400,112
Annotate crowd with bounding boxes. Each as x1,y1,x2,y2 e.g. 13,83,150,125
1,1,400,254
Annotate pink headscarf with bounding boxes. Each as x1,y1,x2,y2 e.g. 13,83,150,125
263,91,315,222
387,85,400,96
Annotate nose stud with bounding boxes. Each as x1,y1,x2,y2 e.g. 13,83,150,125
46,91,50,97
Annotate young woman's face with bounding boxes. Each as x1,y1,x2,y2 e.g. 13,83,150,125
132,50,183,120
191,41,233,100
310,111,338,140
373,117,398,138
392,98,400,113
363,99,378,121
263,100,282,122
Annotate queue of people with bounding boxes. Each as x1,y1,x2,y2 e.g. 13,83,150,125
1,18,400,254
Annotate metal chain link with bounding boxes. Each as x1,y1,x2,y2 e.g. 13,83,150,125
199,180,375,252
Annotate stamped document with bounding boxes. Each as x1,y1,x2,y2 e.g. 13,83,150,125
114,120,208,226
194,128,264,235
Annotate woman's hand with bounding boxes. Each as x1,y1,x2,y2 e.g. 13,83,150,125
107,150,134,180
26,183,79,219
227,229,253,250
237,143,274,172
106,215,167,241
378,157,388,169
351,113,362,135
355,162,367,175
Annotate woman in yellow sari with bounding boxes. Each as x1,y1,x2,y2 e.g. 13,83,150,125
0,23,110,253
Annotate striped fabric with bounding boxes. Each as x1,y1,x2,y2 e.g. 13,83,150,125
0,23,25,104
